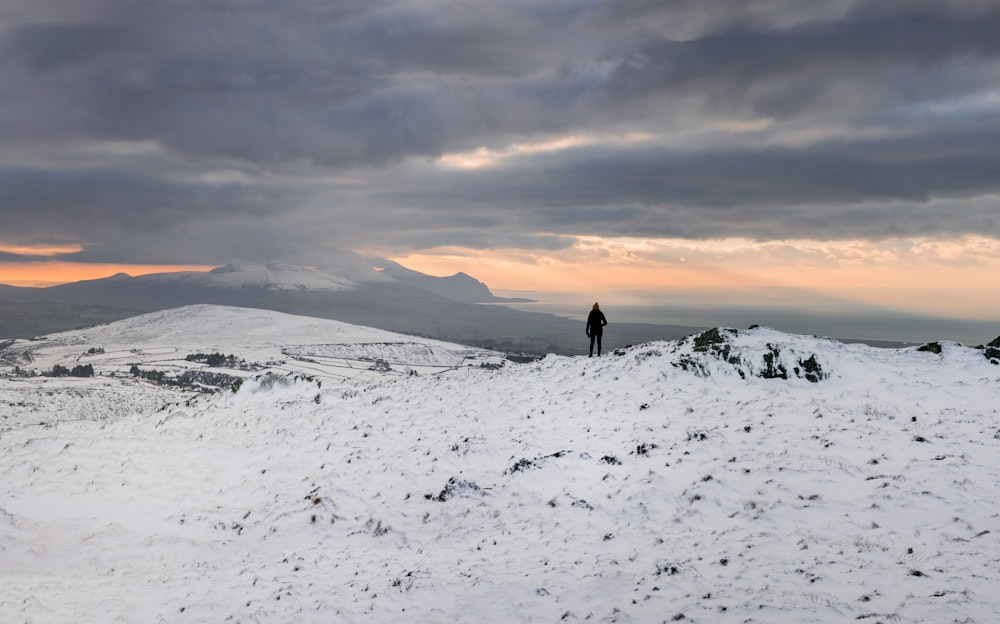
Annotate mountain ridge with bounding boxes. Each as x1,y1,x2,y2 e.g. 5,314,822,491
0,259,697,353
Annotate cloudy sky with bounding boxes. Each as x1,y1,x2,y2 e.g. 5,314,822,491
2,0,999,319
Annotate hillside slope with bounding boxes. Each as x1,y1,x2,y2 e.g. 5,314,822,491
0,305,502,407
1,311,999,623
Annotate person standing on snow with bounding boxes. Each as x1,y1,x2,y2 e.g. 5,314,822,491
586,302,608,357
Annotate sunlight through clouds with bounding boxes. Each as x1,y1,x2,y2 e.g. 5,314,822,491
435,133,655,169
0,243,83,257
390,235,1000,318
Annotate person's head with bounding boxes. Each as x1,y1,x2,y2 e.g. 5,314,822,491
593,302,600,310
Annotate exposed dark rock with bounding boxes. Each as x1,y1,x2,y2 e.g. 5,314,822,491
674,328,829,382
693,329,741,366
505,450,570,475
917,342,943,354
506,458,542,474
796,354,826,383
634,442,659,455
980,337,1000,364
693,328,734,352
433,477,485,502
760,344,788,379
655,562,682,576
672,355,708,376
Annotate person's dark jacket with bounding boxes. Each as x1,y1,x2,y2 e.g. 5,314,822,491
586,309,607,337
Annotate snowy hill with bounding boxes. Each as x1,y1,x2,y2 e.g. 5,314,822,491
0,305,501,410
1,308,999,623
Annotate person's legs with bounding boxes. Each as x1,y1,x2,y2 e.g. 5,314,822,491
596,331,602,356
589,333,596,356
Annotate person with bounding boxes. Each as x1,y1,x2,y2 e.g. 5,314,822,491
585,302,608,357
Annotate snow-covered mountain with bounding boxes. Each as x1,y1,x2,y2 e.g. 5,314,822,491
2,306,999,623
1,257,648,354
0,255,510,303
374,259,533,303
136,263,367,292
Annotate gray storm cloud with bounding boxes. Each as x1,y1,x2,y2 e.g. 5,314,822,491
2,0,999,264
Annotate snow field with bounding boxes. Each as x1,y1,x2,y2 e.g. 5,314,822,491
1,309,999,623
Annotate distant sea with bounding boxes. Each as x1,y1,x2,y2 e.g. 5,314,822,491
495,296,999,347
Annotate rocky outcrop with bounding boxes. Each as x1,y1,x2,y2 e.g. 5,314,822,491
677,328,829,382
917,342,943,354
980,336,1000,365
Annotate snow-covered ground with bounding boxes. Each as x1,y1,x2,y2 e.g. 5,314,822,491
1,306,998,623
0,305,501,420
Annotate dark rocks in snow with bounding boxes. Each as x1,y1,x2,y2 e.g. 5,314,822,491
633,442,659,456
672,355,708,377
390,570,428,592
693,328,734,353
979,336,1000,364
506,458,543,474
795,354,826,383
634,348,663,363
760,344,788,379
600,455,622,465
917,342,943,355
692,328,742,369
680,328,829,383
505,450,569,475
654,562,683,576
432,477,486,502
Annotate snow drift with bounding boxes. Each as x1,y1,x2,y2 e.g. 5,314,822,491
1,306,998,623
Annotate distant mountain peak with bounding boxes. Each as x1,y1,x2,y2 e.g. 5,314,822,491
375,261,533,303
169,264,359,292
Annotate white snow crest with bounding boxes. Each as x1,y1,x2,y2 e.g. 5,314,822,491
141,263,362,292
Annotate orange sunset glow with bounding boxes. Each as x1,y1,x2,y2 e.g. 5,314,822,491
6,234,999,322
0,262,217,287
386,235,1000,320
